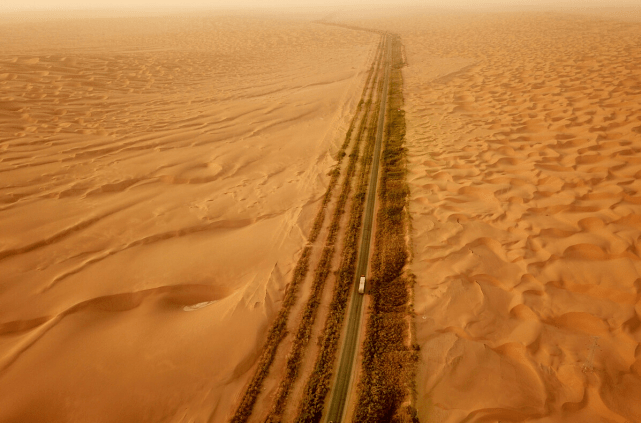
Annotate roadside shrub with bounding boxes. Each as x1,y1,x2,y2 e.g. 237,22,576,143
230,34,386,423
295,34,387,423
354,34,419,423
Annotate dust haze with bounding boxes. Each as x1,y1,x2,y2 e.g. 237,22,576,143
1,0,640,11
1,0,641,422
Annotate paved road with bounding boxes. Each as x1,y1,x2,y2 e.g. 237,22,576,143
324,33,392,423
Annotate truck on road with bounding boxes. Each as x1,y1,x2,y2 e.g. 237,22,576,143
358,275,366,294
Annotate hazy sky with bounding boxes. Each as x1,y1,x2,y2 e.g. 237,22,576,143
1,0,640,11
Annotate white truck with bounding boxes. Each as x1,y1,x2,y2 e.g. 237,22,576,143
358,275,366,294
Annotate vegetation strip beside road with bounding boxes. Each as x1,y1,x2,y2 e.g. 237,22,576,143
294,34,388,423
230,25,416,423
324,33,392,423
353,34,418,423
229,36,383,423
230,246,312,423
264,38,385,423
308,39,382,244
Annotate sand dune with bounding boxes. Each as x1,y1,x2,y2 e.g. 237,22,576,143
394,11,641,423
4,7,641,422
0,13,377,422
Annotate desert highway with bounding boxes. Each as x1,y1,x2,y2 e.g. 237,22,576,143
324,33,392,423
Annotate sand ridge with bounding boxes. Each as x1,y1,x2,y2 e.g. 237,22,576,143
394,11,641,423
0,13,377,422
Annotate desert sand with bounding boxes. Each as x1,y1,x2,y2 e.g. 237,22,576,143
320,7,641,422
364,10,641,423
0,12,377,422
3,6,641,423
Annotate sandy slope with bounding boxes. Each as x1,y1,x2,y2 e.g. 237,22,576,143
0,13,376,422
397,11,641,423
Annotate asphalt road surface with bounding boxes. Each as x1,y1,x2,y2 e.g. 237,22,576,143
324,33,392,423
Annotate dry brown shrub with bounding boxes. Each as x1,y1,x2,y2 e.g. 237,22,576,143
354,34,418,423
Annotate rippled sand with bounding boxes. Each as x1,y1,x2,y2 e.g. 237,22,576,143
398,11,641,423
0,12,376,422
4,8,641,423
